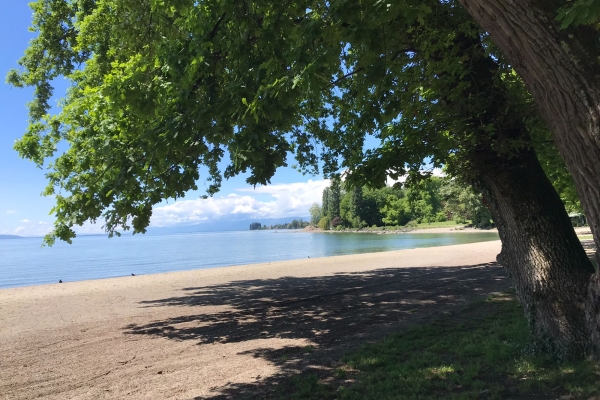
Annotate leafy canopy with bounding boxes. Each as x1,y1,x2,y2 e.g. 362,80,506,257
9,0,576,243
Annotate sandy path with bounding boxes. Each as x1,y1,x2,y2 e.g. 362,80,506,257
1,240,514,399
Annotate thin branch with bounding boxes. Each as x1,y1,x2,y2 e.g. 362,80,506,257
209,13,227,39
330,67,364,85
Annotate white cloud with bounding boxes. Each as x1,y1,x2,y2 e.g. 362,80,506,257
6,210,16,214
5,220,53,237
151,179,329,227
5,179,330,234
72,222,105,235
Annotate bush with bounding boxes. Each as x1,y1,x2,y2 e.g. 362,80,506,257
318,216,331,230
405,220,418,229
435,212,447,222
453,215,468,224
331,216,343,228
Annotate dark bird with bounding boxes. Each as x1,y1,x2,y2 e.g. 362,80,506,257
131,273,135,276
59,280,63,283
308,256,310,258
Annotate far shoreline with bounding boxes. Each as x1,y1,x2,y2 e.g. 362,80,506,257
301,225,498,235
301,225,593,236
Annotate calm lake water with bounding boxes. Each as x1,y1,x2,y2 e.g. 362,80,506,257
0,230,499,289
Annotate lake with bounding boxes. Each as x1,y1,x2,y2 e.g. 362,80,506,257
0,230,499,289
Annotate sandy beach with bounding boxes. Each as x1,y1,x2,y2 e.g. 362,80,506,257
0,239,532,399
0,236,593,400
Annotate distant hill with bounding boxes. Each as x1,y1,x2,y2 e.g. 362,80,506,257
0,235,22,240
145,216,310,235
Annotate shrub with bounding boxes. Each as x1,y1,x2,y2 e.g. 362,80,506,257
453,215,467,224
318,216,331,230
435,212,447,222
405,220,418,229
331,216,343,228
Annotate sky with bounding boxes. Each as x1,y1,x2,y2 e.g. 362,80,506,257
0,2,330,237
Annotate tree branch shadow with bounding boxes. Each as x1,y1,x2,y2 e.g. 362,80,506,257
123,263,511,398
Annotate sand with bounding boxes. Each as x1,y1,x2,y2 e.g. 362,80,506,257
1,240,514,399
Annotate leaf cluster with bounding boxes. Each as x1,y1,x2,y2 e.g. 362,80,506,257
9,0,571,243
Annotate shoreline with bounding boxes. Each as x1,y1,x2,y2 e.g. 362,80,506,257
1,240,507,399
303,225,594,235
0,230,502,291
0,237,501,293
2,226,592,291
301,225,498,234
2,238,596,399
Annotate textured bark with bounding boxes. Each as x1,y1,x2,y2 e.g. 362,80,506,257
456,1,600,263
588,273,600,355
456,0,600,358
428,23,599,357
476,148,595,358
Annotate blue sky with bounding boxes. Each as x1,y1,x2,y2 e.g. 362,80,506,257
0,2,329,236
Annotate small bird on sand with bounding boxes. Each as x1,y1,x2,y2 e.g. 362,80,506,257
308,256,310,258
131,273,135,276
59,280,63,283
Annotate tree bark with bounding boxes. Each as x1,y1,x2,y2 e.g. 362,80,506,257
475,147,595,358
455,0,600,260
455,0,600,357
425,22,600,357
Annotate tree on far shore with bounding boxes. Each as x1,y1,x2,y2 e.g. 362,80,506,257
309,203,323,226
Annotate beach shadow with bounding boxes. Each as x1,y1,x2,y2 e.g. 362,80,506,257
124,263,511,398
581,239,596,253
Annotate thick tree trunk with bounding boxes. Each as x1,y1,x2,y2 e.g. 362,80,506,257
475,147,595,358
456,0,600,357
456,0,600,262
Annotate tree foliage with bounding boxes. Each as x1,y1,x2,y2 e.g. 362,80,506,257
319,177,493,229
309,203,323,225
556,0,600,28
9,0,575,244
440,179,493,228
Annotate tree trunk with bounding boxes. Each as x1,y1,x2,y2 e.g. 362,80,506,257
475,147,595,358
456,0,600,357
456,0,600,259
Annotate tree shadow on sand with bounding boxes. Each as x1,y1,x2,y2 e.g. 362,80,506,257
124,263,511,398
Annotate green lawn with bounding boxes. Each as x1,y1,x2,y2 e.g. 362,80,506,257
416,220,466,229
279,294,600,399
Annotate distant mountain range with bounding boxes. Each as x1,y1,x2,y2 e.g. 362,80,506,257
145,216,310,235
0,235,22,239
0,217,310,239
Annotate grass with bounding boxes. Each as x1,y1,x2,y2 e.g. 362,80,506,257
415,220,466,229
278,294,600,399
416,220,467,229
579,234,594,240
